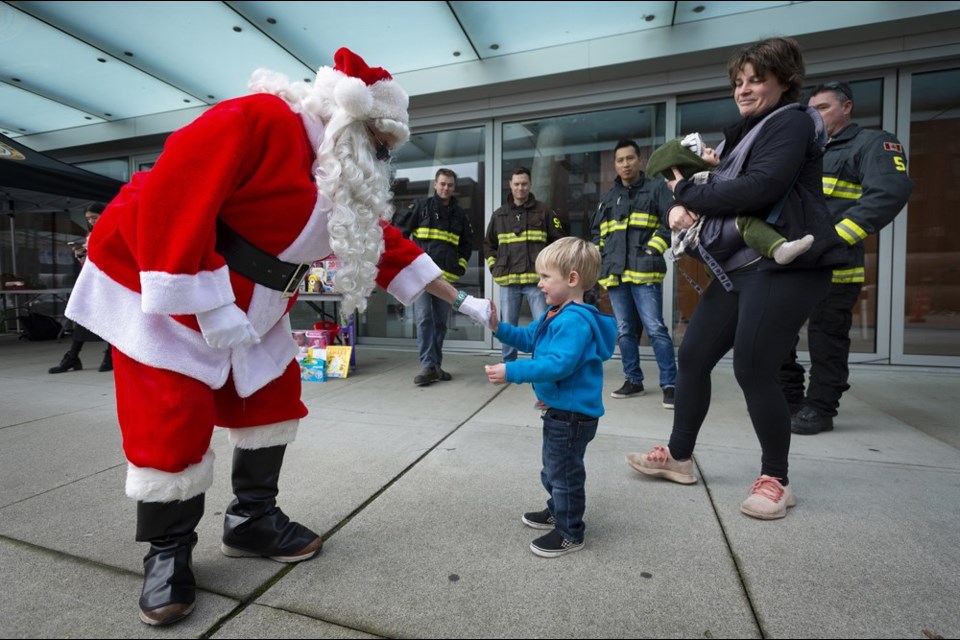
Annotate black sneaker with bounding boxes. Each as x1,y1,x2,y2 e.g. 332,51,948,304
530,529,584,558
414,367,439,386
521,509,555,530
437,368,452,381
790,405,834,435
661,386,675,410
611,380,644,399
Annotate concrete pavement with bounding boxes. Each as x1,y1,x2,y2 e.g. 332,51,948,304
1,335,958,639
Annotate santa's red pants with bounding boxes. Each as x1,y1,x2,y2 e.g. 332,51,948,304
113,348,308,473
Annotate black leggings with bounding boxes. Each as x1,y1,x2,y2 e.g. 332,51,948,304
667,267,831,484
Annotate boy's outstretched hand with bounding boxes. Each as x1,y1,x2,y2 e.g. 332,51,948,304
485,363,506,385
488,300,499,332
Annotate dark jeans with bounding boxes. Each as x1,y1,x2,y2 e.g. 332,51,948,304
413,291,452,369
540,408,598,543
667,267,831,484
780,282,862,416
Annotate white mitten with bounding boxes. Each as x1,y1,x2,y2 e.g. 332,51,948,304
457,295,492,326
680,132,704,157
196,303,260,349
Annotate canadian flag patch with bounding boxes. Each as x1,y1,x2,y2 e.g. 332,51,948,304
883,142,903,153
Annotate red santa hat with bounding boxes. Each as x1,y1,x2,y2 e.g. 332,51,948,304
313,47,410,145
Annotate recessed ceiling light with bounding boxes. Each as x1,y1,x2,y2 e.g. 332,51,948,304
12,77,21,82
104,113,112,117
124,51,134,57
644,14,655,22
692,5,705,13
85,116,92,120
453,51,461,57
207,95,215,100
267,17,276,24
233,26,242,33
490,44,499,50
183,99,191,103
97,58,107,63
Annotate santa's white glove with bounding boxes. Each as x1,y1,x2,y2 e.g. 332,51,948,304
680,132,704,156
196,303,260,349
456,294,492,326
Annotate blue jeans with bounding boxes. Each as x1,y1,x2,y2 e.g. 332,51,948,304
413,292,451,369
541,408,598,543
607,283,677,388
499,284,548,361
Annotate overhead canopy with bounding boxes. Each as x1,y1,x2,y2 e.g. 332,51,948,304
0,134,124,203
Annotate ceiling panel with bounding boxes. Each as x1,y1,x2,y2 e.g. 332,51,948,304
1,1,957,142
0,3,200,124
10,0,313,105
449,1,675,57
0,84,107,135
231,1,479,73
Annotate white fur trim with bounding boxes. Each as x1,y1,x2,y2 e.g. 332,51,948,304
387,254,443,306
369,80,409,124
227,420,299,450
126,449,215,502
230,316,299,398
140,265,234,315
335,76,373,119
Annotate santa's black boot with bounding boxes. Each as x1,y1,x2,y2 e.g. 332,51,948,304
221,445,322,562
135,494,204,626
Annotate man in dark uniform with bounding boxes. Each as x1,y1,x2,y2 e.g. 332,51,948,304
393,168,474,385
783,81,914,435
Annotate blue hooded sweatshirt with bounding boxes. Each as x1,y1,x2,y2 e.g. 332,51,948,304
496,302,617,418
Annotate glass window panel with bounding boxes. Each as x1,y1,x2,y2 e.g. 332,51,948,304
501,104,666,327
903,68,960,356
311,126,488,344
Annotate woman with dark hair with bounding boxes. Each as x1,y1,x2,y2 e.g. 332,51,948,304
626,37,845,520
49,202,113,373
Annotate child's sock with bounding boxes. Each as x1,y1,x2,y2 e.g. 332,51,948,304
772,234,814,265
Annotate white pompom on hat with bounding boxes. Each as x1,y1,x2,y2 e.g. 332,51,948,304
320,47,410,145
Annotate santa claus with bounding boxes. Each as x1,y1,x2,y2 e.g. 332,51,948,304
66,48,490,626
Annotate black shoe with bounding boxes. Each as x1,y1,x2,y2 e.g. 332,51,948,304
530,529,584,558
521,509,555,530
437,368,452,381
790,405,834,435
414,367,439,386
662,386,675,410
611,380,644,399
48,352,82,374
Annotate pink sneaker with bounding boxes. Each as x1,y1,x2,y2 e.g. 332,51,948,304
625,445,697,484
740,475,797,520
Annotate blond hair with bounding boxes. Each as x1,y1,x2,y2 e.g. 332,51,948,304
535,237,601,290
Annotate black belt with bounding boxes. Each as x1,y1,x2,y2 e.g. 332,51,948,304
544,408,597,423
215,220,311,298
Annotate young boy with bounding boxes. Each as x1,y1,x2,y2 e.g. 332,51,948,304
484,237,617,558
647,133,814,265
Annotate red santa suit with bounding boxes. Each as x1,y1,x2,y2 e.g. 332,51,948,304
66,92,440,502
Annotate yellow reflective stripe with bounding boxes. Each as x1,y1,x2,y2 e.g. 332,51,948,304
832,267,864,284
599,219,628,237
835,218,868,245
412,227,460,245
628,212,659,228
486,256,496,268
458,257,468,270
822,177,862,200
599,274,621,288
440,270,461,283
599,271,665,287
493,273,540,285
648,236,668,253
497,230,548,244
